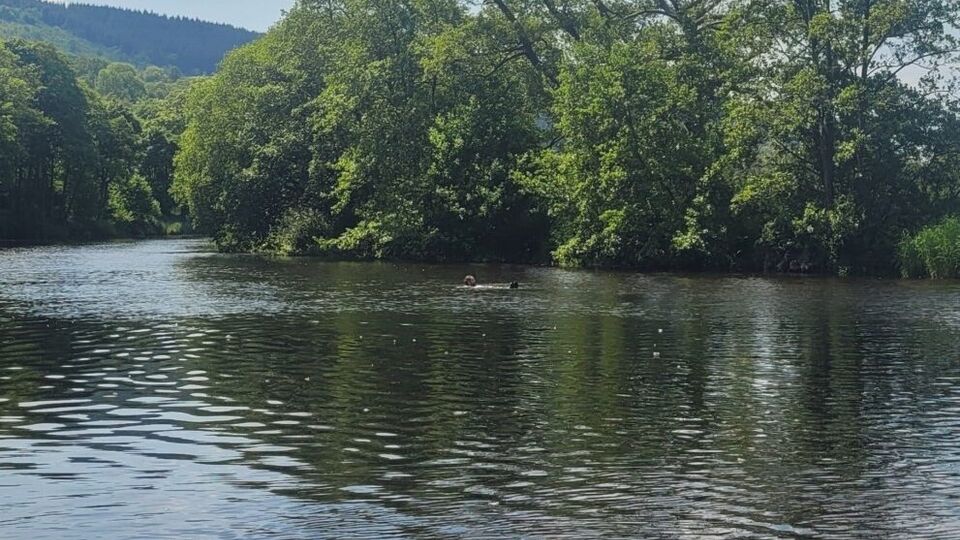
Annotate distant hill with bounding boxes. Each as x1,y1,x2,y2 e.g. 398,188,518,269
0,0,259,73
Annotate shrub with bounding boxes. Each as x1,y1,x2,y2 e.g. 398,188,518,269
899,217,960,278
264,208,329,256
163,221,183,236
109,174,161,229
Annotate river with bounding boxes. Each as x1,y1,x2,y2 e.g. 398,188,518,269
1,238,959,538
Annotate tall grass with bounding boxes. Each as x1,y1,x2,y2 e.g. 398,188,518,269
899,217,960,278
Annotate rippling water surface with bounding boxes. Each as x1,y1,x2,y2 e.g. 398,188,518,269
2,238,960,538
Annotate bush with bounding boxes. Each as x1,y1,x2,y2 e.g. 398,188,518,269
264,208,329,256
110,174,161,225
899,217,960,278
163,220,183,236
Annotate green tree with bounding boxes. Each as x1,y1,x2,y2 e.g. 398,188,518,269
167,0,960,276
95,62,147,102
109,172,161,233
0,46,38,236
718,0,960,273
175,0,549,259
135,80,195,217
0,39,169,241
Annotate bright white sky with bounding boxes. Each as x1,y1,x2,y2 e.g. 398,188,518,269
56,0,296,32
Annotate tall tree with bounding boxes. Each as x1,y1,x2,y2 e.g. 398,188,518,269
95,63,147,102
0,39,170,241
720,0,960,272
175,0,549,259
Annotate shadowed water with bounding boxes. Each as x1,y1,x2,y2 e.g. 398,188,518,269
1,238,960,539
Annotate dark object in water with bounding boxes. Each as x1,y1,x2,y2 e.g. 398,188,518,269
509,282,520,289
464,275,477,287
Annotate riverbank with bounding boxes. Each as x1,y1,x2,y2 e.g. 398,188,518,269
0,216,195,249
0,232,199,250
215,241,905,279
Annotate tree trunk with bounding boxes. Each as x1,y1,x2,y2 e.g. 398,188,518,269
819,113,836,208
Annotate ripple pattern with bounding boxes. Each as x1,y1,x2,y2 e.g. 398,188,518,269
0,239,959,538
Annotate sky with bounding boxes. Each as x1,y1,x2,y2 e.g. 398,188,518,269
57,1,296,32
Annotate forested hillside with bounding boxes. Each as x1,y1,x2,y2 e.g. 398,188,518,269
172,0,960,276
0,0,258,73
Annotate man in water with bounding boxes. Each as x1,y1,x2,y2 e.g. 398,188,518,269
464,276,519,289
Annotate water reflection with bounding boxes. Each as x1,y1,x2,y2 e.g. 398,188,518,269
1,239,960,538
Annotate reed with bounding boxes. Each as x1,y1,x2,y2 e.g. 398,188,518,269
899,217,960,278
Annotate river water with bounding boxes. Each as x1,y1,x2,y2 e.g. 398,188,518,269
1,238,959,538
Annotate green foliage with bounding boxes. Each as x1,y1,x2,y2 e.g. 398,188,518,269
899,218,960,278
163,220,183,235
0,38,187,241
533,35,719,268
168,0,960,273
265,208,329,256
109,173,161,231
95,63,146,102
713,0,960,274
174,0,549,261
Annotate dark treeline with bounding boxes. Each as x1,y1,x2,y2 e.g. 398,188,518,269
0,0,259,73
0,40,188,240
171,0,960,276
